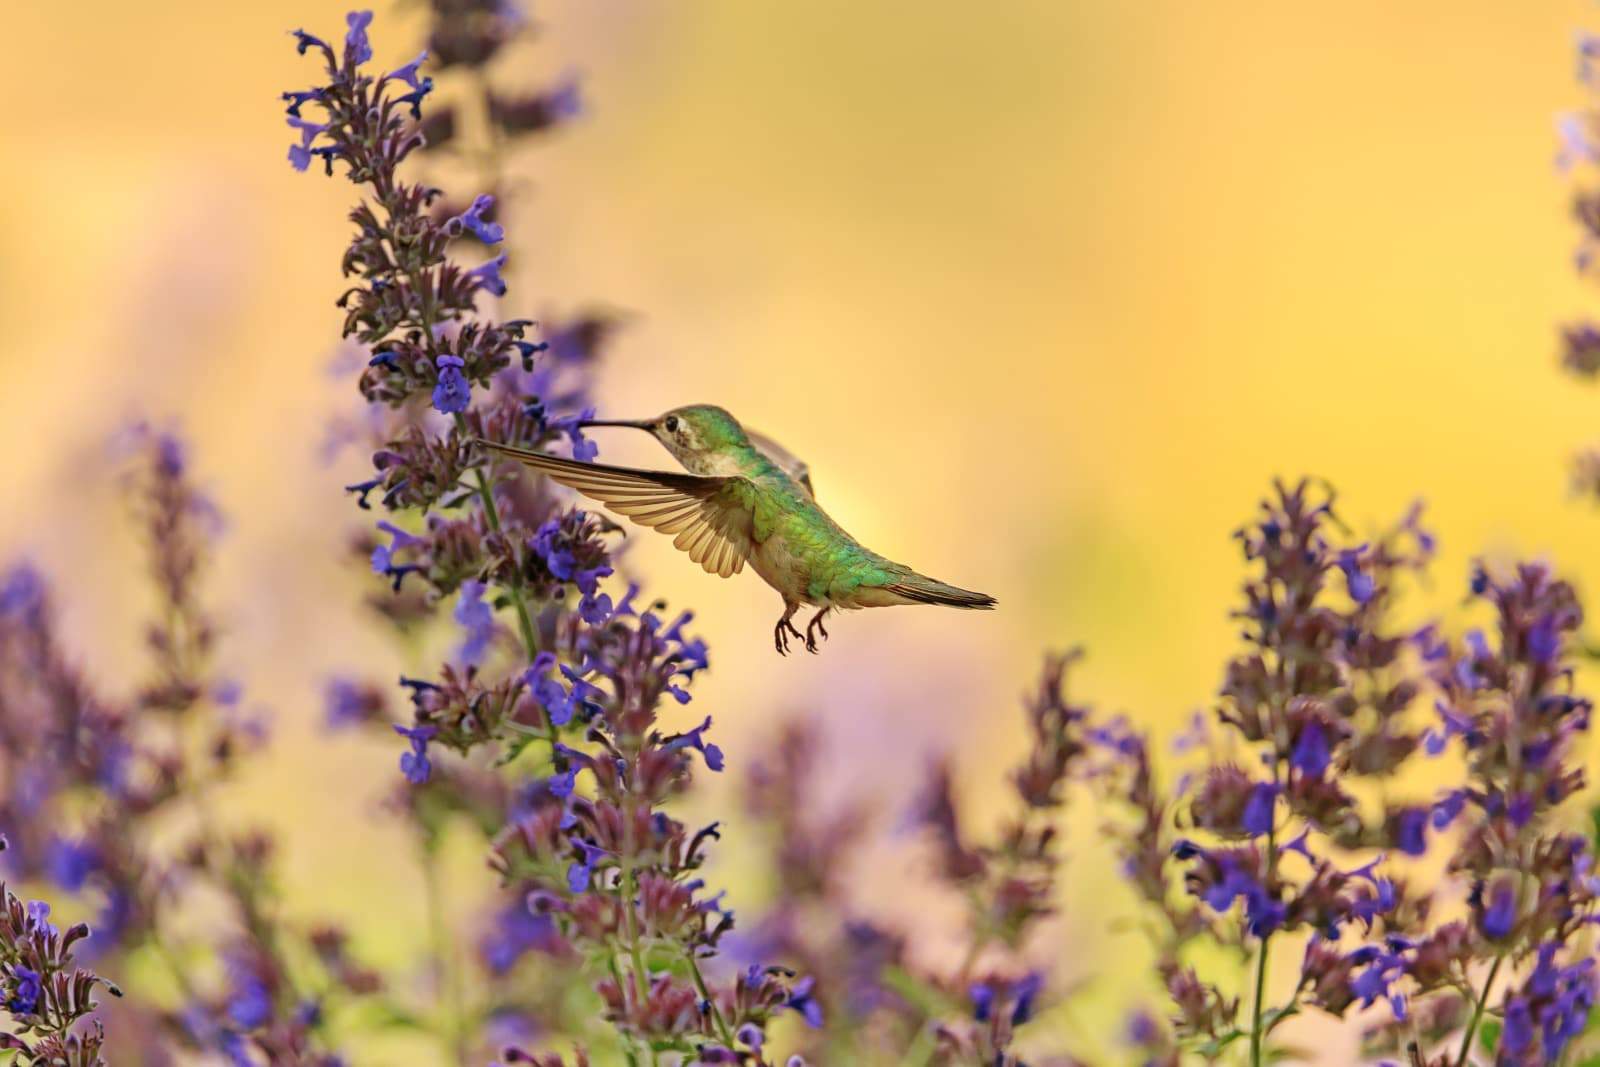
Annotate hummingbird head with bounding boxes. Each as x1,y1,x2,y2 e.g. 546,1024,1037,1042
579,405,750,474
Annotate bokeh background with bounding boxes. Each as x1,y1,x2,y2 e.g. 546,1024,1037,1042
4,1,1599,1062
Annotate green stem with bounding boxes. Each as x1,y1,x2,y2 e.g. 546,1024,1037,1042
898,1023,938,1067
453,413,562,759
395,237,540,668
622,866,650,999
619,860,658,1067
453,412,539,658
1249,928,1274,1067
1454,955,1503,1067
687,951,735,1047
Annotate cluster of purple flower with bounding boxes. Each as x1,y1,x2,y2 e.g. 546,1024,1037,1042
716,657,1103,1065
1084,481,1600,1067
359,445,1595,1067
14,6,1600,1064
0,430,381,1063
904,650,1094,1065
0,837,119,1066
288,9,817,1064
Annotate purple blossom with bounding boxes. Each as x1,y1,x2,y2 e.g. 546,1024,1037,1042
46,838,98,892
0,565,44,619
26,901,55,937
386,50,432,116
227,972,272,1030
556,664,605,726
286,116,328,172
1337,546,1375,604
344,9,374,65
1290,718,1330,777
547,767,577,799
969,973,1041,1027
6,965,40,1015
323,677,370,729
548,407,600,461
450,194,504,245
785,975,824,1027
431,354,470,414
667,716,725,771
566,840,607,893
453,580,494,664
467,253,508,296
577,589,613,625
1241,782,1278,837
1393,807,1427,856
522,652,567,719
481,903,560,974
291,28,329,55
370,520,423,580
1481,879,1517,940
393,723,437,784
1347,945,1407,1017
1503,996,1534,1054
1431,788,1467,829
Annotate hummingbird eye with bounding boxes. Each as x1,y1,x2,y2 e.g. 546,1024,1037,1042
663,415,679,433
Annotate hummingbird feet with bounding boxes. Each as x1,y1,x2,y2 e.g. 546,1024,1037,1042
773,608,805,656
804,608,832,654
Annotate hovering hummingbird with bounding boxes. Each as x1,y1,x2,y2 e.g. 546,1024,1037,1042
477,405,995,654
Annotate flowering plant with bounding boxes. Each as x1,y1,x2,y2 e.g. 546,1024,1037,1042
4,7,1600,1066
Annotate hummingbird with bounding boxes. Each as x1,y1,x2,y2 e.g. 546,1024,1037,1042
477,404,995,654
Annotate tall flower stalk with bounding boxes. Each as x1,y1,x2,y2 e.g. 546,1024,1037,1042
286,11,817,1064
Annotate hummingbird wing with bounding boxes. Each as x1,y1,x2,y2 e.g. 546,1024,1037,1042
743,426,815,499
477,443,757,579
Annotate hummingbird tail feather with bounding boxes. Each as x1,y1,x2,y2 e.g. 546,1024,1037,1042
881,575,997,610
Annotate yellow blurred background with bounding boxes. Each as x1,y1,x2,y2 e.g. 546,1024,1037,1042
4,1,1600,1062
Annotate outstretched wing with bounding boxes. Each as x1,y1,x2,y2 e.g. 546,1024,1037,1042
744,426,815,499
477,442,757,578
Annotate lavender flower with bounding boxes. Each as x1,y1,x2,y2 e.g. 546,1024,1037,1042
288,11,814,1063
0,842,119,1065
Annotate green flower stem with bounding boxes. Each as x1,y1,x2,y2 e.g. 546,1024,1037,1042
1454,954,1503,1067
687,950,735,1047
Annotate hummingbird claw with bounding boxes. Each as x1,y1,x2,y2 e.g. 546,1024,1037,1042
774,607,804,656
804,607,832,654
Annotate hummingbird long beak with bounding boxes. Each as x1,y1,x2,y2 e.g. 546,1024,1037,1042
577,418,655,431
